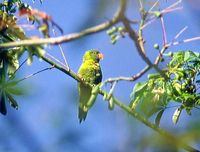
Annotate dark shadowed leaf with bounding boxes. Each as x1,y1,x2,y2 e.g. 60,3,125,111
6,93,18,109
0,93,7,115
155,109,165,126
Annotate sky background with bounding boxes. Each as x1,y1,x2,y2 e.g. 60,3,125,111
0,0,200,152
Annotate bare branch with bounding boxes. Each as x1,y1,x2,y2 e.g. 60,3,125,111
122,18,166,78
17,66,54,83
160,16,167,46
0,0,127,49
168,36,200,47
46,52,68,68
174,26,188,40
103,65,150,83
52,29,69,69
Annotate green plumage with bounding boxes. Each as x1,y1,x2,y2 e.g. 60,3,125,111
78,50,103,123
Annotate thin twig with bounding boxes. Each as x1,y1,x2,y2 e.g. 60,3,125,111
138,0,143,8
160,16,167,46
105,81,117,101
103,65,150,83
164,0,182,11
138,3,146,55
154,47,167,65
122,17,166,78
52,29,69,69
161,6,183,14
168,36,200,47
154,26,188,65
12,58,28,77
148,0,160,12
174,26,188,40
45,52,68,68
17,66,54,83
41,55,82,82
142,0,183,30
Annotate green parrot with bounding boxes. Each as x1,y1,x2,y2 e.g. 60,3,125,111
78,50,103,123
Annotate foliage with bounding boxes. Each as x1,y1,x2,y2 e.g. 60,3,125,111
0,0,45,114
130,51,200,125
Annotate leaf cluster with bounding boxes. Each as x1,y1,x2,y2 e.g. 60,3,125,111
130,51,200,125
0,0,45,114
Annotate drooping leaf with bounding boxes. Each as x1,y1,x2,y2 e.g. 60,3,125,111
129,82,148,110
86,85,100,108
130,82,148,100
6,93,18,109
108,97,114,110
172,107,182,124
155,109,165,126
0,93,7,115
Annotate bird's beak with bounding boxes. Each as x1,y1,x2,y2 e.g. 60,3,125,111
98,53,104,60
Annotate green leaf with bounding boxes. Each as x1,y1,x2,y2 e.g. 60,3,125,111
0,93,7,115
129,97,139,110
6,87,23,95
4,80,18,88
108,97,114,110
172,107,182,124
6,93,18,109
131,82,147,97
148,73,161,79
130,82,148,109
145,106,162,118
86,85,100,108
155,109,165,126
184,51,191,62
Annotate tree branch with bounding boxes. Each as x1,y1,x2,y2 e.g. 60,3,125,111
122,17,167,79
0,0,127,49
111,95,200,152
103,65,150,83
41,55,82,83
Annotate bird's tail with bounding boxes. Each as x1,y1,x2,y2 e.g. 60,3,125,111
78,106,88,123
78,83,91,123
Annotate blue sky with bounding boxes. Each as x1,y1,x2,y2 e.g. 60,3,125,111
0,0,200,151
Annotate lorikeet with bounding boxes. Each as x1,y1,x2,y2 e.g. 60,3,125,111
78,50,103,123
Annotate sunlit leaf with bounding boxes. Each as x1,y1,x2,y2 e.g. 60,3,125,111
172,107,182,124
184,51,190,62
108,97,114,110
130,82,148,99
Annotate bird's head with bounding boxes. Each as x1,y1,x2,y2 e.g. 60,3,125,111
83,50,104,63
